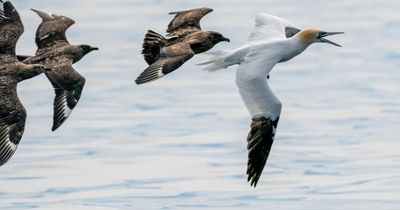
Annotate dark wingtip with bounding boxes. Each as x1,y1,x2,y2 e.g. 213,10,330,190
51,124,59,132
247,172,260,188
135,76,146,85
31,8,52,21
250,179,259,188
135,65,164,85
135,75,159,85
135,78,152,85
52,118,65,132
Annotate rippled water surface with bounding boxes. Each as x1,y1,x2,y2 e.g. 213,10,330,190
1,0,400,209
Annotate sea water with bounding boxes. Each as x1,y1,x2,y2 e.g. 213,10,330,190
1,0,399,209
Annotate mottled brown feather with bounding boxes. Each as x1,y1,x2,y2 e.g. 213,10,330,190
22,10,96,131
0,1,48,167
166,7,213,37
137,7,229,85
31,9,75,49
0,1,23,55
136,42,194,84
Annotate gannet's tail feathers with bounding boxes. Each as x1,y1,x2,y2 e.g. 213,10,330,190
197,50,233,72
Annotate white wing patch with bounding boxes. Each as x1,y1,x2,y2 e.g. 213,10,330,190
135,61,166,84
52,89,76,131
60,91,73,118
64,102,73,118
7,140,18,152
0,126,18,166
157,66,165,77
271,125,277,140
40,34,50,41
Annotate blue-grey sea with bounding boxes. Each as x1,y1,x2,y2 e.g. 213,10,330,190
1,0,399,209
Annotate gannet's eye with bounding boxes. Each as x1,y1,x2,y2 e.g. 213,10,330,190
318,31,327,38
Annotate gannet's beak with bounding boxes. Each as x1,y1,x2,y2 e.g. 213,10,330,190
90,47,99,51
317,31,344,47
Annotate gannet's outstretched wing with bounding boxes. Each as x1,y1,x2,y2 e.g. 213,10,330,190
235,45,282,187
247,13,300,42
246,116,279,187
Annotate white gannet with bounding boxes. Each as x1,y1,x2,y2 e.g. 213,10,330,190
199,13,343,187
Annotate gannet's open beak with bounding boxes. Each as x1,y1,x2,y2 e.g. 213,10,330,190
317,31,344,47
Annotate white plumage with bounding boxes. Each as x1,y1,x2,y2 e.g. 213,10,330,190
199,12,343,187
247,13,299,42
200,13,305,119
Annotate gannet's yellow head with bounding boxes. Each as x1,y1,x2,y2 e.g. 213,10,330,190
298,28,344,47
